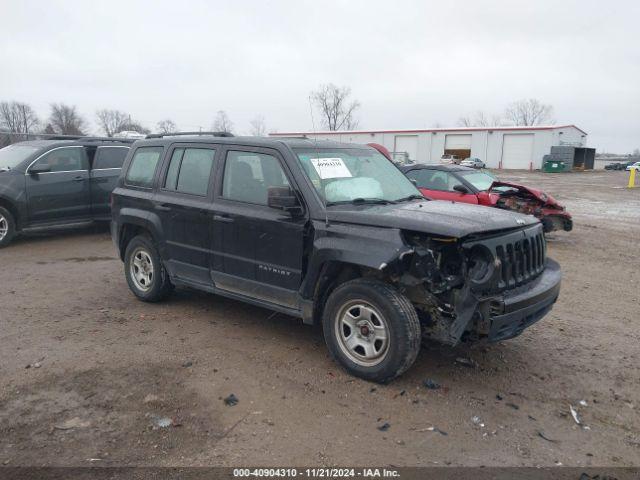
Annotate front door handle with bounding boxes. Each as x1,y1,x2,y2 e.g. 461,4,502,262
213,214,234,223
72,176,85,182
155,204,172,212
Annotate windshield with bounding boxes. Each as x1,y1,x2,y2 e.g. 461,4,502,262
294,147,421,204
0,144,41,170
457,170,497,191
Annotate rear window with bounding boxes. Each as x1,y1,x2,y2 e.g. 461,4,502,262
94,147,129,169
125,147,163,188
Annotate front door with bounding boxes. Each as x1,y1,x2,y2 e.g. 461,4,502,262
211,147,306,308
25,146,91,225
153,145,218,286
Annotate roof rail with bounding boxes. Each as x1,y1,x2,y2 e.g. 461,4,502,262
145,131,234,139
36,134,86,140
81,136,137,143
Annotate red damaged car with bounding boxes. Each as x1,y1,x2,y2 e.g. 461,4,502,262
399,164,572,233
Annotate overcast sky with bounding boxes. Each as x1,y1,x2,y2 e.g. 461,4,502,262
1,0,638,152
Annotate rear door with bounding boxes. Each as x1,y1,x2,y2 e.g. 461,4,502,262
90,145,130,218
25,146,91,224
405,168,478,204
153,144,218,287
210,146,306,308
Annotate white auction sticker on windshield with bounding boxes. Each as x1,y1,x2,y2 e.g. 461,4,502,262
310,158,352,179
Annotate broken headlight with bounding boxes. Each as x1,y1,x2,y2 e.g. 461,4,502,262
467,245,495,287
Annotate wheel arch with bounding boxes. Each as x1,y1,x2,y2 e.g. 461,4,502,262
116,208,164,260
0,196,20,230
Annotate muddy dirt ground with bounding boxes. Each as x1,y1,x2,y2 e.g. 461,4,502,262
0,170,638,467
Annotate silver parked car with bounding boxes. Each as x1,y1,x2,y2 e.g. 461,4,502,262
460,157,485,169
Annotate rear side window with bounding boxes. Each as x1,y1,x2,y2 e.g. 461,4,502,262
163,147,216,196
94,147,129,169
125,147,163,188
222,151,290,205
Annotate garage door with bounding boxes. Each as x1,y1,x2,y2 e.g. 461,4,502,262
394,135,418,162
501,134,534,169
444,134,472,149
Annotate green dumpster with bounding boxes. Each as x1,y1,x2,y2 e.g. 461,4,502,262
543,160,566,173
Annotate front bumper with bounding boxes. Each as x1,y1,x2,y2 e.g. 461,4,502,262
483,258,561,342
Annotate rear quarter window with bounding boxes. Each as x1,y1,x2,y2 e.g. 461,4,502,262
125,147,163,188
94,147,129,169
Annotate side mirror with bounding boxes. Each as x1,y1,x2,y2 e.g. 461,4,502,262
267,186,302,214
29,164,51,174
453,184,469,194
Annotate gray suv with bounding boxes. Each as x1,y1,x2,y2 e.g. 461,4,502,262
0,137,133,247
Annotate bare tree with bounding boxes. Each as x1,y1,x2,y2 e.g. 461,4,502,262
457,111,503,127
457,116,474,127
504,99,554,126
156,119,177,134
49,103,87,135
311,84,360,131
213,110,233,133
96,109,130,137
0,101,40,141
249,115,267,136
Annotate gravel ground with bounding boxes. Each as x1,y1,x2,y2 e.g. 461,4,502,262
0,170,638,468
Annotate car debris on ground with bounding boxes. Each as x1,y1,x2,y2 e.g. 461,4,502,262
224,394,239,406
377,422,390,432
423,379,441,390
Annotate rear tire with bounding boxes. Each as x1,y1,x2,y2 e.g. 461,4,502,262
0,207,16,248
322,278,421,383
124,234,173,302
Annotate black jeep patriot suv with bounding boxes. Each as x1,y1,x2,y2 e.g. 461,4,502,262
111,133,561,383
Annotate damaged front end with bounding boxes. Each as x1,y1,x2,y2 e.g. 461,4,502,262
386,224,560,346
489,181,573,233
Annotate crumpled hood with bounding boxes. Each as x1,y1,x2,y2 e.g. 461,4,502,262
490,180,561,207
326,199,538,238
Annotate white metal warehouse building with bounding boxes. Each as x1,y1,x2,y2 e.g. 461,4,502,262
271,125,588,170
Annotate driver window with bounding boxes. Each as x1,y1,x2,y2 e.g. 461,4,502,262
222,151,290,205
32,147,88,172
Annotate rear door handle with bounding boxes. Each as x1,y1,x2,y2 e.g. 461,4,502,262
155,204,172,212
72,176,85,182
213,214,234,223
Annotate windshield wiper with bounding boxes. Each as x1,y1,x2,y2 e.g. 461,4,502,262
394,194,425,203
326,198,395,206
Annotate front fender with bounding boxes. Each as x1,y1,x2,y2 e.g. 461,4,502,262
0,173,27,229
300,221,412,299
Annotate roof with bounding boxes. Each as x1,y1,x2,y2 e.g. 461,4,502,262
134,135,367,150
399,163,475,173
271,124,588,136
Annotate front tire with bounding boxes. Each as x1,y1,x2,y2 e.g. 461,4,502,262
124,234,173,302
0,207,16,248
322,279,421,383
